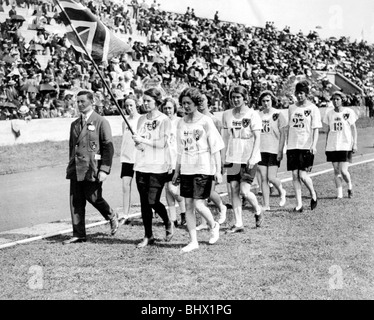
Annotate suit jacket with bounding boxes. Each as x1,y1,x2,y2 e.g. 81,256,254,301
66,111,114,182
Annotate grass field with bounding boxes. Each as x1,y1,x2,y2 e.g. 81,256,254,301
0,161,373,300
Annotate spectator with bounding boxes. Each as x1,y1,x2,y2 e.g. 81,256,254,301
8,3,17,18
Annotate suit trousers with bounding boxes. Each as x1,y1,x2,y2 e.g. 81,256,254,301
69,179,115,238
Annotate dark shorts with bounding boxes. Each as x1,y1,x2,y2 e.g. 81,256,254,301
180,174,213,199
165,170,175,183
135,171,168,205
287,149,314,172
326,151,353,163
258,152,280,167
120,162,135,178
226,163,257,185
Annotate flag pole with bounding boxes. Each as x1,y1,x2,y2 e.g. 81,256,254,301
54,0,135,135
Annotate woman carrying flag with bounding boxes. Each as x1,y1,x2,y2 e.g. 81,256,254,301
132,88,173,248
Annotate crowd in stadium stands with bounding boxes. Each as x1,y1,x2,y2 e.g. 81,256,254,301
1,0,374,121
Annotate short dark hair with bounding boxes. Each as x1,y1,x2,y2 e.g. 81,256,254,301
258,90,278,108
143,87,163,106
178,87,203,107
229,85,250,102
295,81,310,95
77,90,94,101
161,97,178,114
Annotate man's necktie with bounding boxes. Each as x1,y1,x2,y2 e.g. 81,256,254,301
81,116,86,130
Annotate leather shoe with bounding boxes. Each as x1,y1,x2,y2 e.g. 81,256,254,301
310,196,318,210
137,236,155,248
226,225,244,234
109,213,119,236
63,237,86,244
255,211,264,228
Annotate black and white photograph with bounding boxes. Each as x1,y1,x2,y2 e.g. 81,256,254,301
0,0,373,304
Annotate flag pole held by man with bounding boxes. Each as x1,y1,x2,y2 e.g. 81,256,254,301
55,0,135,134
56,0,132,64
64,90,120,244
53,0,136,243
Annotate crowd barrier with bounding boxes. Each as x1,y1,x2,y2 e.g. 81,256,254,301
0,116,124,146
0,107,367,146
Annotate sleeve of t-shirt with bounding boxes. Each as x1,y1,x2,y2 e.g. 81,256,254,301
348,108,358,125
278,111,288,129
222,110,228,129
176,118,183,156
322,109,330,125
214,117,223,133
288,104,296,124
205,117,225,154
160,116,171,143
311,105,322,129
250,110,262,131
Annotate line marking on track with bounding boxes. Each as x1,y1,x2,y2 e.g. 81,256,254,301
1,154,374,250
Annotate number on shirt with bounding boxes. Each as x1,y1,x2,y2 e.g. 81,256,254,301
333,122,343,131
261,122,270,133
292,118,305,129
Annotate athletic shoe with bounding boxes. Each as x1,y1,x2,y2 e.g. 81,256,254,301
209,222,220,244
310,195,318,210
348,189,353,198
279,189,287,207
137,236,155,248
255,207,264,228
181,242,199,253
218,205,227,224
196,222,209,231
180,213,186,226
109,213,119,236
225,225,244,234
62,237,86,244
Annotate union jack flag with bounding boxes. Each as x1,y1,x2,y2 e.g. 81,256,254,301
58,0,131,63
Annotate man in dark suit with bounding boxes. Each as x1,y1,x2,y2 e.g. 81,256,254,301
8,3,17,18
64,90,119,244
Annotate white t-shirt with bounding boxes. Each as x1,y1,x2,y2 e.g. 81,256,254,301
177,114,224,175
134,113,171,173
287,102,322,150
323,107,357,151
222,108,262,164
168,116,181,170
120,114,141,163
259,108,288,154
